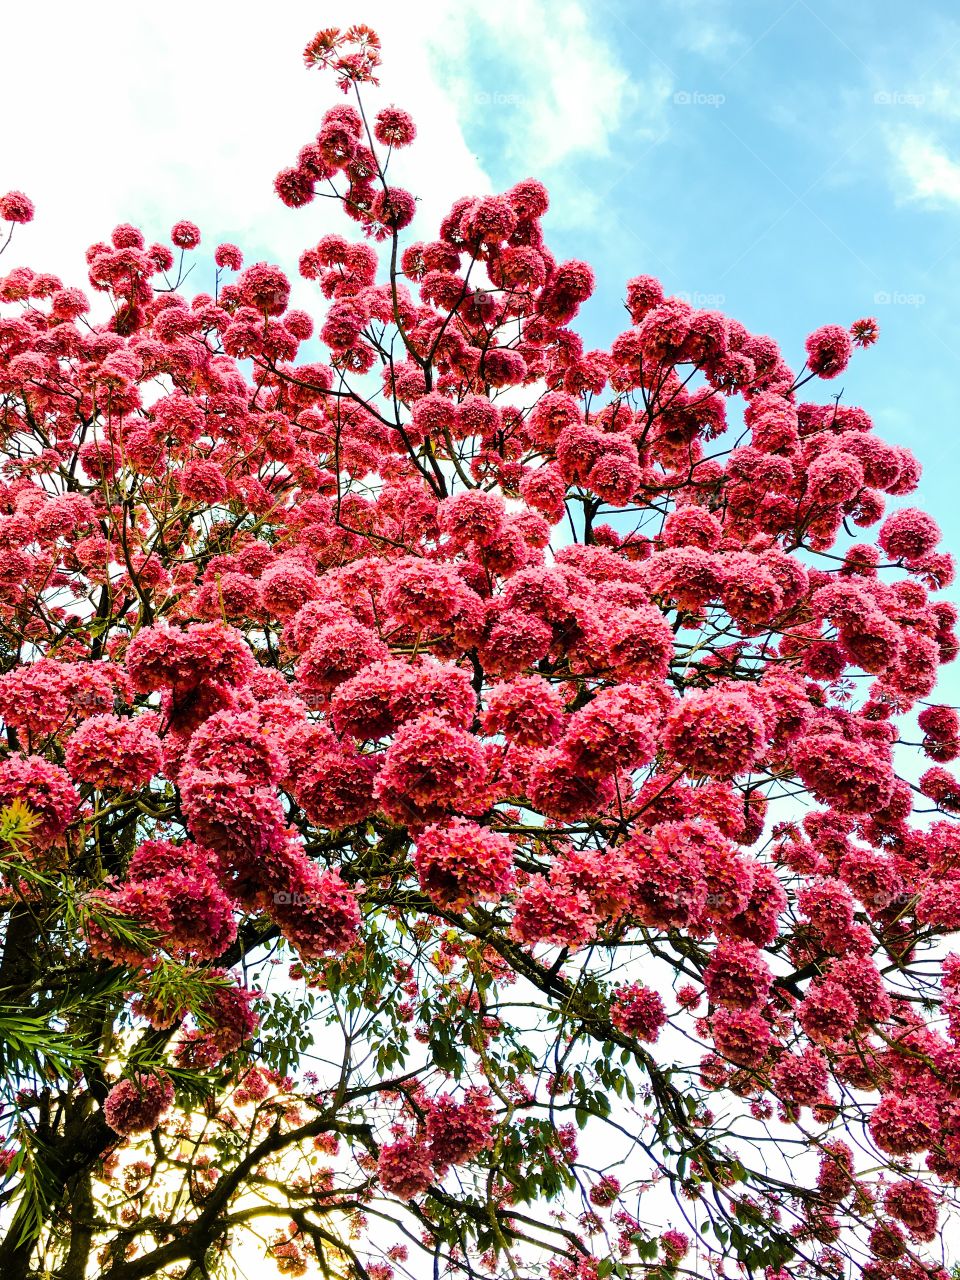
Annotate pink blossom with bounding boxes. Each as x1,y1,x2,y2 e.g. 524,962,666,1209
664,688,766,779
374,106,416,148
771,1046,828,1106
413,818,515,909
883,1180,938,1241
170,220,201,249
297,619,389,697
425,1088,494,1169
704,939,773,1010
798,978,858,1044
0,190,35,223
510,873,598,949
622,821,709,930
878,508,940,561
65,714,162,790
377,1133,434,1200
610,984,667,1042
805,324,853,378
711,1006,773,1065
869,1094,939,1156
480,675,564,748
104,1071,174,1136
0,755,79,846
375,715,488,824
215,243,243,270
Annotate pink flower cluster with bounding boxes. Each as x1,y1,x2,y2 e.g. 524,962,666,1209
104,1071,174,1136
413,818,516,909
377,1088,494,1198
610,984,667,1042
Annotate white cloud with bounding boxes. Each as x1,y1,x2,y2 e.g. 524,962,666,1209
885,126,960,206
671,0,745,62
433,0,671,167
921,83,960,121
426,0,673,237
452,0,653,162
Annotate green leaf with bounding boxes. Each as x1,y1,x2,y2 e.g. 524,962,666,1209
0,1010,87,1080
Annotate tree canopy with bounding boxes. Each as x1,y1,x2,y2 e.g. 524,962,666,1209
0,23,959,1280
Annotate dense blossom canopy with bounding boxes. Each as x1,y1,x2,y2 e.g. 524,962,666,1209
0,22,959,1280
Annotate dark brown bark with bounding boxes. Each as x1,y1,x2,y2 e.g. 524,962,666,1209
55,1169,94,1280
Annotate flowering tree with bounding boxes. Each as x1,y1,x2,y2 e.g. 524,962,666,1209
1,22,959,1280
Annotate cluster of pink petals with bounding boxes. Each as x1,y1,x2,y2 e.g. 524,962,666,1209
413,818,515,909
65,713,162,790
376,1087,494,1200
610,984,667,1042
103,1071,174,1136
